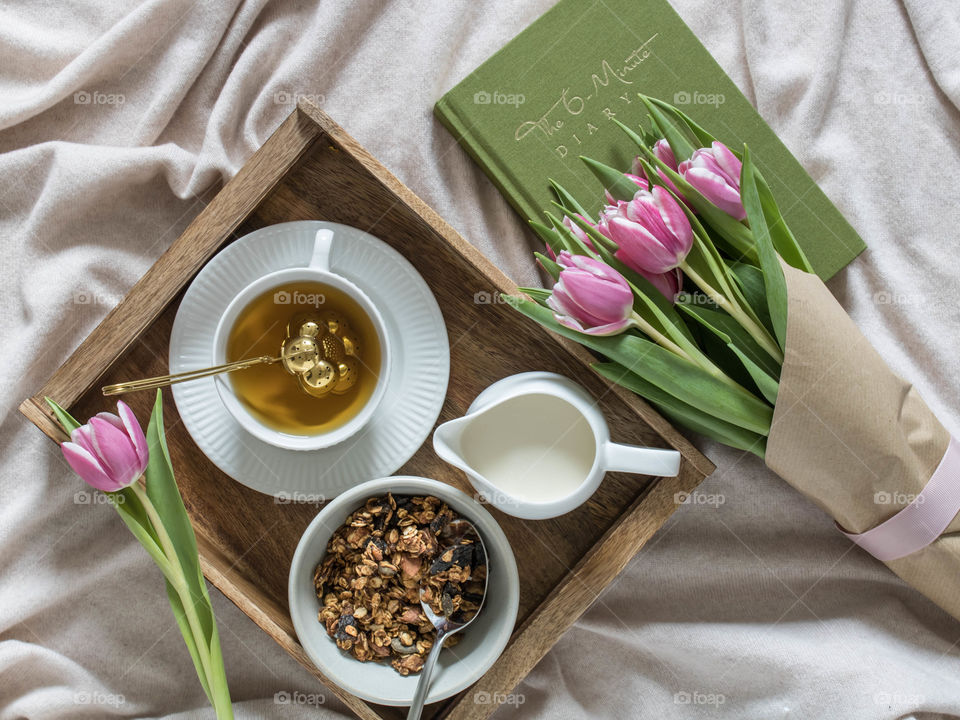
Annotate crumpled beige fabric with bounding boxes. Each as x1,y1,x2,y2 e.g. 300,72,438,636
2,1,960,718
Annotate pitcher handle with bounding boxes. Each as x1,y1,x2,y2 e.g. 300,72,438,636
602,442,681,477
309,228,334,270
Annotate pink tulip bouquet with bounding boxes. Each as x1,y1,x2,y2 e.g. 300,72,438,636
506,95,960,623
46,391,233,718
512,98,795,454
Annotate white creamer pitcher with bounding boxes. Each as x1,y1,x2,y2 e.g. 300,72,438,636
433,372,682,519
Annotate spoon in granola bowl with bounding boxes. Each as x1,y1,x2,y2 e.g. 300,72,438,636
406,519,488,720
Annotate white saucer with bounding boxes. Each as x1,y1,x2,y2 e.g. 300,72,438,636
168,221,450,498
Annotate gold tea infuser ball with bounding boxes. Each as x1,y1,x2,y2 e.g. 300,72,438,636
280,309,364,398
280,335,320,375
298,319,323,339
299,359,338,397
287,312,324,339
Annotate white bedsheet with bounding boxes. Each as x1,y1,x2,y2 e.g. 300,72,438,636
2,1,960,718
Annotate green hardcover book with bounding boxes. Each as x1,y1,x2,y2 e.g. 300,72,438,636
435,0,865,280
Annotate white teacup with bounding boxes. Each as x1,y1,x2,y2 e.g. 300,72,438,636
211,229,391,451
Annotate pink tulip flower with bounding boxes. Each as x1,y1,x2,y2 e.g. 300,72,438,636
650,138,691,206
652,139,678,171
547,251,635,336
61,401,149,492
678,141,746,220
599,186,694,275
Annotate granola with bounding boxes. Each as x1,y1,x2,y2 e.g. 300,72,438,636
314,493,486,675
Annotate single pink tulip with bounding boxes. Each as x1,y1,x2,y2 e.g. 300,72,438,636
678,141,746,220
605,173,649,205
652,139,678,171
61,401,149,492
598,186,694,275
547,251,635,336
650,138,690,205
597,202,681,301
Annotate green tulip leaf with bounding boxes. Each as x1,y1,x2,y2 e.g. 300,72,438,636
549,179,590,217
740,146,788,351
529,219,560,249
630,153,656,179
580,156,640,202
533,253,561,281
684,211,771,341
645,96,719,151
677,303,781,379
752,168,816,274
45,396,81,434
518,286,553,305
204,607,230,713
676,302,781,403
593,362,766,457
646,112,665,140
537,220,574,256
683,306,779,403
143,391,223,692
144,391,205,590
611,118,649,151
638,95,698,160
726,344,780,404
165,581,214,704
729,262,774,335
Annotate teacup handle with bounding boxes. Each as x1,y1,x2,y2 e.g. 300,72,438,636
309,229,333,271
602,441,681,477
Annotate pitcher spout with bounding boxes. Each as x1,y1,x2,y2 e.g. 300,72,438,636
432,414,475,474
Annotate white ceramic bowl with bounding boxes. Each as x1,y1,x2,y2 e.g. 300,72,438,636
211,231,392,451
288,477,520,706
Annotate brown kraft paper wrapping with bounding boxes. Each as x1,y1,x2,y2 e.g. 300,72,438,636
766,261,960,620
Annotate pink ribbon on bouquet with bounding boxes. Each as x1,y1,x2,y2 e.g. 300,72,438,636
840,436,960,562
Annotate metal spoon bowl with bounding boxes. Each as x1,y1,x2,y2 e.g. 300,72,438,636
406,519,489,720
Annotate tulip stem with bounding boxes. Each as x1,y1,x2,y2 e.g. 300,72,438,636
630,311,751,392
629,312,691,360
131,482,233,719
680,263,785,364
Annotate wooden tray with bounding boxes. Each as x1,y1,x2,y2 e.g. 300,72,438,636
20,101,713,720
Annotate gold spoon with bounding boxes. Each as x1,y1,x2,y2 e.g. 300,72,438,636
102,311,362,397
